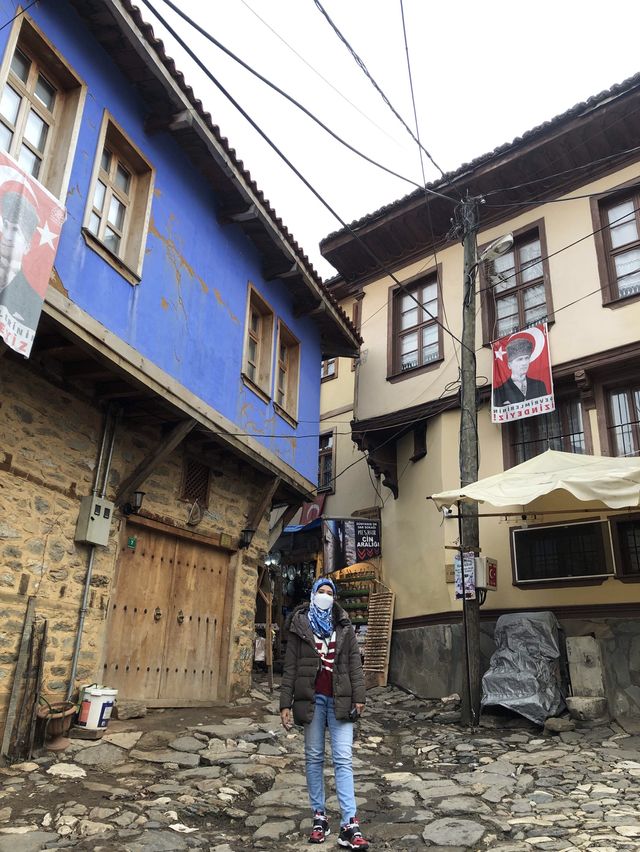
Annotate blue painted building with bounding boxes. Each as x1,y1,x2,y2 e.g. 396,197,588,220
0,0,359,732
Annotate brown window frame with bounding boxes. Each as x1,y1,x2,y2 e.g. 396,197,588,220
82,112,155,284
610,513,640,581
318,430,336,494
241,284,275,403
0,14,86,200
503,391,588,468
591,180,640,306
387,265,443,382
321,357,337,382
179,456,211,508
480,219,553,345
510,518,614,587
274,319,300,425
605,381,640,458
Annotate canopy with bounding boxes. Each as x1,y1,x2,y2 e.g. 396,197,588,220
430,449,640,510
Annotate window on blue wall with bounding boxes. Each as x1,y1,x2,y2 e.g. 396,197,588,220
274,320,300,424
0,17,85,198
242,285,274,401
82,112,154,285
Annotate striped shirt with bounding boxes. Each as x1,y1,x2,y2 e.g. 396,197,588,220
314,631,336,697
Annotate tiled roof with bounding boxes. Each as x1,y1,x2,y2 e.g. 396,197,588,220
321,71,640,245
120,0,361,342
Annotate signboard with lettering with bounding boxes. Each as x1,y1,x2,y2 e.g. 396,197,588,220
322,517,381,573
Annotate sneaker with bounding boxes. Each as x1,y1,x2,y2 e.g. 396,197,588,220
338,817,369,850
309,811,330,844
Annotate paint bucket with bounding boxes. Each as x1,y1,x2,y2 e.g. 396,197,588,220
76,686,118,730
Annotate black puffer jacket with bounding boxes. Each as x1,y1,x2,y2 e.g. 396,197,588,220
280,603,366,724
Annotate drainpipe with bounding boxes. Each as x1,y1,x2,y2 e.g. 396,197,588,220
66,406,119,701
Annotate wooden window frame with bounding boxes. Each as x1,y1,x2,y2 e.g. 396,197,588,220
591,179,640,307
321,357,337,382
274,319,300,425
610,513,640,582
241,283,274,403
318,429,336,494
82,112,155,285
179,456,211,509
510,518,614,588
604,381,640,459
387,265,443,383
502,390,590,469
480,219,553,345
0,14,86,199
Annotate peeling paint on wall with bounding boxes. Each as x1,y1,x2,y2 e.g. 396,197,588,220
160,296,169,310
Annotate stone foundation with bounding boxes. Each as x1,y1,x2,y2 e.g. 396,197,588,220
390,615,640,719
0,357,272,738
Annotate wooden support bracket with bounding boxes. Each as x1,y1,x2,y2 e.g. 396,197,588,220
240,475,281,548
114,419,196,507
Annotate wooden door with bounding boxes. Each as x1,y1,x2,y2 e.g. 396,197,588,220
104,524,230,704
103,526,176,700
159,538,229,701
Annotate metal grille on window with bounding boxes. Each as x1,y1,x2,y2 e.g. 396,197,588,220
511,397,585,464
182,459,210,505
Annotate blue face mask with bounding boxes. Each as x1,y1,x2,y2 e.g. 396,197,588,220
313,592,334,611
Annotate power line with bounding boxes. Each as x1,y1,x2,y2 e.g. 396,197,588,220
312,0,447,180
140,0,466,355
155,0,425,193
0,0,39,33
238,0,407,150
482,143,640,200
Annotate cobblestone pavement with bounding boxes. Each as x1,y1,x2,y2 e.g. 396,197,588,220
2,679,640,851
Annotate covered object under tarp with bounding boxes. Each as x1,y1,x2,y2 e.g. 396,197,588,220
481,611,565,725
429,449,640,511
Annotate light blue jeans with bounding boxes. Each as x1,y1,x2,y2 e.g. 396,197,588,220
304,693,356,825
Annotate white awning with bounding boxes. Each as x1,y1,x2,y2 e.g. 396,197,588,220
429,449,640,511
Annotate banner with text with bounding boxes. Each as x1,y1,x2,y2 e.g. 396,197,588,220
322,517,381,574
0,151,66,357
491,321,554,424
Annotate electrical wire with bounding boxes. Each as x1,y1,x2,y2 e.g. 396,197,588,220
312,0,447,180
399,0,460,373
482,143,640,200
238,0,407,150
0,0,39,33
140,0,466,355
155,0,426,193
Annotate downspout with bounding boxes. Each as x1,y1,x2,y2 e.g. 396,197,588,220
66,405,119,700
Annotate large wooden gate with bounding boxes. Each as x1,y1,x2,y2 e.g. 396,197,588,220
103,520,231,705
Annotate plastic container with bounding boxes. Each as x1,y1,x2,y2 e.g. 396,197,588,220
76,685,118,729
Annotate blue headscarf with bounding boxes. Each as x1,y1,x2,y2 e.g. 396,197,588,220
308,576,336,639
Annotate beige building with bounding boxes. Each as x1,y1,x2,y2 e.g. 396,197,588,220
318,73,640,717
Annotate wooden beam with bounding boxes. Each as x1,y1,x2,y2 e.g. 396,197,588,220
114,418,196,506
1,597,35,758
241,475,281,546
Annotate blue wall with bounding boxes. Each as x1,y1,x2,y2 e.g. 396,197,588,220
0,0,322,482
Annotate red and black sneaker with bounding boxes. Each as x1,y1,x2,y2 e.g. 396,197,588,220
338,817,369,850
309,811,330,844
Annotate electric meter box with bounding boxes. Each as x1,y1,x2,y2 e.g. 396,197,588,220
75,495,115,546
475,556,497,591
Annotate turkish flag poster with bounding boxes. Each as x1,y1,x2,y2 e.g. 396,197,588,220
0,151,66,357
491,322,554,424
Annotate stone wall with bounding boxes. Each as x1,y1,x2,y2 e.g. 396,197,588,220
390,615,640,720
0,356,270,737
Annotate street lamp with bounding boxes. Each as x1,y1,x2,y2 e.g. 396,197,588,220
456,194,512,725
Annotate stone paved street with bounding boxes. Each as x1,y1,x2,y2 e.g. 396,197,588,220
2,679,640,851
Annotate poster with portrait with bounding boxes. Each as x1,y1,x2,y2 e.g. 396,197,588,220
0,151,66,358
322,517,381,574
491,322,554,424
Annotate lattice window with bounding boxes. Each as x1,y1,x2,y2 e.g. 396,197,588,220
181,458,210,506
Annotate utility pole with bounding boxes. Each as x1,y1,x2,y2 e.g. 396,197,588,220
458,195,482,726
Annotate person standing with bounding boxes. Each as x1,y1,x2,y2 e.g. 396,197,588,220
280,577,369,849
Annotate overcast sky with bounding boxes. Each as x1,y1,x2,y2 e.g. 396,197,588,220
140,0,640,279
